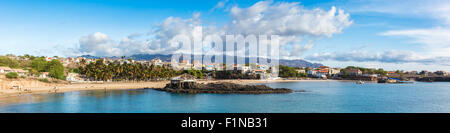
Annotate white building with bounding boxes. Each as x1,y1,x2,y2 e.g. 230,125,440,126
0,66,13,74
297,69,306,74
308,70,316,75
241,66,250,74
204,64,214,71
66,73,83,82
45,56,54,61
329,68,341,75
151,58,163,66
12,69,28,76
40,72,49,78
252,69,266,75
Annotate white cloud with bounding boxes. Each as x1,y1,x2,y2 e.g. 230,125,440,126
226,1,352,37
381,27,450,57
73,1,352,58
306,50,450,66
76,13,206,56
225,1,352,58
210,0,229,12
77,32,123,56
372,0,450,61
346,0,450,25
318,0,450,67
72,1,353,58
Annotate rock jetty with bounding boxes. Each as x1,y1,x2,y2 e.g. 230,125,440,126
156,81,293,94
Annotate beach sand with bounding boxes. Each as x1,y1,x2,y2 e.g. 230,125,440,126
0,81,169,98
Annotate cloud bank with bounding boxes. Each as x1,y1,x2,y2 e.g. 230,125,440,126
304,0,450,67
73,1,352,58
306,50,450,66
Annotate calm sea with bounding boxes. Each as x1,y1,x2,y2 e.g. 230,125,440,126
1,81,450,113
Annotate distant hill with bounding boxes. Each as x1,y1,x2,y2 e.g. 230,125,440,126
79,54,324,68
80,55,100,59
129,54,173,62
279,59,323,68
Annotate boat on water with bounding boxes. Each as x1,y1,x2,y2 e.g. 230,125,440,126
356,81,365,84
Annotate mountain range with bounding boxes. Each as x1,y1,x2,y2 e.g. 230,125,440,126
81,54,324,68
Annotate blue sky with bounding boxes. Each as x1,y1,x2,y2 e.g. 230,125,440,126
1,0,450,71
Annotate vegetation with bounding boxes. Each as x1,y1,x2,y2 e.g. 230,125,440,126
5,72,19,78
0,56,19,68
79,59,181,81
47,60,65,80
279,65,306,78
187,68,204,79
30,58,65,80
30,58,48,72
38,78,50,83
68,68,79,73
0,54,399,82
213,70,259,79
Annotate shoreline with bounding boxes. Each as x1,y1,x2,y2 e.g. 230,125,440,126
0,79,343,99
0,81,169,99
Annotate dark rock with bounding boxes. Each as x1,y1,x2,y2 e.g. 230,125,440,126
156,82,293,94
416,77,450,82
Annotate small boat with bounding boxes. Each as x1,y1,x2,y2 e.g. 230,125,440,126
356,81,365,84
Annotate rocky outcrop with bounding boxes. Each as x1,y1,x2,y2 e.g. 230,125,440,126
416,77,450,82
156,82,294,94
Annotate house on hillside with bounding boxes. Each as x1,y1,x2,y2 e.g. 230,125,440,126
435,71,447,76
307,70,317,76
12,69,28,76
45,56,53,61
329,68,341,76
252,69,266,75
151,58,163,66
296,69,306,74
0,66,13,74
348,68,362,76
66,73,83,82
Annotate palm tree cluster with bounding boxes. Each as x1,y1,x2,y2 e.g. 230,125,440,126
79,59,181,81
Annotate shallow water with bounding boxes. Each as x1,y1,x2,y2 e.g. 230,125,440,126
1,81,450,113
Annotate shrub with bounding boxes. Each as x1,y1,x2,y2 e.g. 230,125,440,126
5,72,19,78
0,56,19,68
38,78,50,83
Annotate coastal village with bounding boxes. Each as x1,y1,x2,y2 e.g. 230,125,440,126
1,54,449,96
1,54,449,82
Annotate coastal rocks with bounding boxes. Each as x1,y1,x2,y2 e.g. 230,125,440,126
156,82,293,94
416,77,450,82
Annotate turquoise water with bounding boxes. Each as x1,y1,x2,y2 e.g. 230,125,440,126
1,81,450,113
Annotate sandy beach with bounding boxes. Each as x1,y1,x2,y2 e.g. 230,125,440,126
0,80,168,98
0,79,336,98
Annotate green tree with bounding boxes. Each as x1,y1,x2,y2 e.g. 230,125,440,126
31,58,48,72
0,56,19,68
279,65,300,78
47,59,65,80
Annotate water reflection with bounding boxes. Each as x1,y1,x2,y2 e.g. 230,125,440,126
1,81,450,113
0,89,149,108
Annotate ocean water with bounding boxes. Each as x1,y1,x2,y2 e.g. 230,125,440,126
1,81,450,113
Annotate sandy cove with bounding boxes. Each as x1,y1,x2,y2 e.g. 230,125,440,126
0,79,337,98
0,81,168,98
